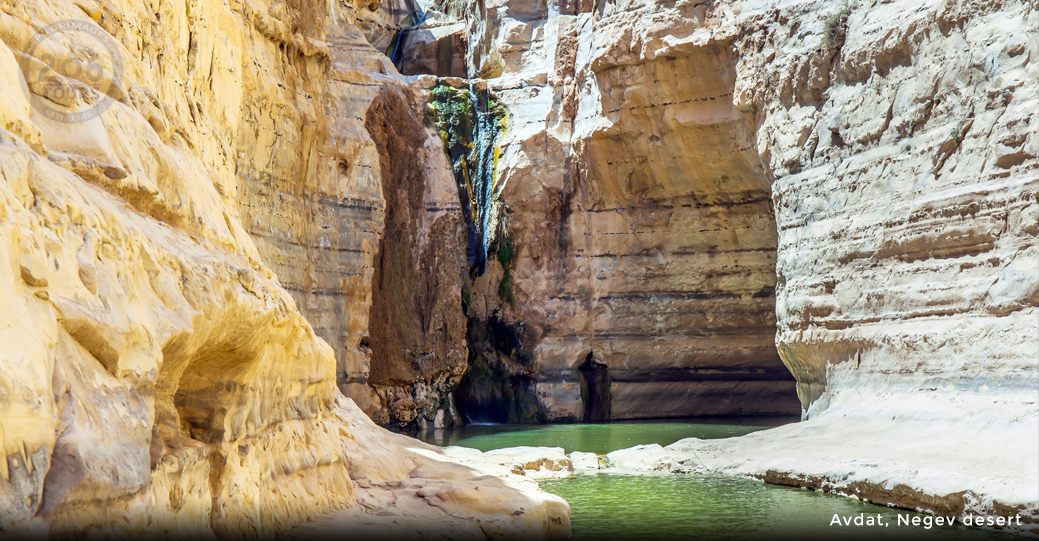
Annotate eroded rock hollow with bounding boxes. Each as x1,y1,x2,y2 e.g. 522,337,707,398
0,0,569,536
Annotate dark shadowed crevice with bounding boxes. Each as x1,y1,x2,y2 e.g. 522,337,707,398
453,314,541,424
578,352,611,423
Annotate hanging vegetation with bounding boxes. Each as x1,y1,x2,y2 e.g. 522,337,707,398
429,83,509,274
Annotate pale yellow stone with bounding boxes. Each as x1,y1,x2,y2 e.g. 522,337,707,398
0,0,568,537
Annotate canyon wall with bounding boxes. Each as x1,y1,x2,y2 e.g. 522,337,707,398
449,0,1038,525
402,0,1036,431
0,0,567,536
747,0,1037,423
726,0,1039,518
232,0,469,429
435,0,802,422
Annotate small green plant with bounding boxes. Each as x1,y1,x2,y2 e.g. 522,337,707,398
429,85,475,159
824,2,851,47
461,285,473,310
950,127,962,144
494,234,516,305
498,272,514,306
496,235,514,268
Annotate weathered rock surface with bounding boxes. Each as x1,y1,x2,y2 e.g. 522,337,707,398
706,0,1036,525
439,446,574,480
396,15,468,78
443,0,802,422
292,401,571,540
568,451,600,471
362,81,471,428
408,0,1039,524
230,0,469,430
605,409,1038,533
0,0,565,536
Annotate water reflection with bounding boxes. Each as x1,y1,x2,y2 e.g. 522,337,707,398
409,419,1016,540
407,416,798,454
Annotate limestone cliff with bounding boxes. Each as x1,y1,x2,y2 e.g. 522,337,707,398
231,0,470,430
717,0,1038,522
0,0,567,536
407,0,802,422
411,0,1038,526
396,0,1036,432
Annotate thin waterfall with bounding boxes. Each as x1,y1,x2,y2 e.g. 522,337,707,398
470,81,501,269
430,82,507,274
389,28,410,69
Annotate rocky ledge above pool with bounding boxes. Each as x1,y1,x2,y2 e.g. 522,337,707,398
435,446,576,480
284,409,572,540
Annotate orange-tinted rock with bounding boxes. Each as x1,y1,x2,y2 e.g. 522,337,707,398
0,0,566,536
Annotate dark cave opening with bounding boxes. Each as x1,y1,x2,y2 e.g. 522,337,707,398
578,352,612,423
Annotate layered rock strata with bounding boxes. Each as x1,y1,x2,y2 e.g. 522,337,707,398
435,0,802,422
452,0,1038,524
230,0,469,429
0,0,566,536
718,0,1038,521
400,0,1039,523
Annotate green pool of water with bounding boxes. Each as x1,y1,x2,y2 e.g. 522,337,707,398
540,474,1014,540
413,419,1017,540
410,416,795,454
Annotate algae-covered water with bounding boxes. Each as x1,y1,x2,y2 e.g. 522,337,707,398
412,416,795,454
413,419,1017,540
540,474,1014,540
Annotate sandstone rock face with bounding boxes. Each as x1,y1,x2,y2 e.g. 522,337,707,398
363,82,470,428
226,0,470,428
0,0,566,536
442,0,1038,524
234,0,395,411
396,16,468,78
441,0,801,422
